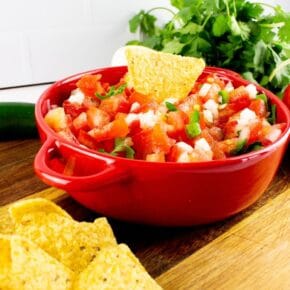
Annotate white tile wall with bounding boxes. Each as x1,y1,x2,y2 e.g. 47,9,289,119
0,0,171,88
0,0,288,88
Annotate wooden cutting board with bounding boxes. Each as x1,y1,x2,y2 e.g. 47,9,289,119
1,186,289,289
0,139,289,289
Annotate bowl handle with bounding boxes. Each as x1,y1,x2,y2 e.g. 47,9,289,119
34,137,129,192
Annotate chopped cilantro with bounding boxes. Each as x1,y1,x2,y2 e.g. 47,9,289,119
256,93,268,105
165,101,177,111
96,83,127,100
267,104,277,124
111,138,135,159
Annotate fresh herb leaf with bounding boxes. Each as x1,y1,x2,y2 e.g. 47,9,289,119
162,39,185,54
129,11,144,33
165,101,177,111
111,138,135,159
256,93,267,105
247,142,264,152
267,104,277,124
96,83,127,100
212,14,229,37
127,1,290,96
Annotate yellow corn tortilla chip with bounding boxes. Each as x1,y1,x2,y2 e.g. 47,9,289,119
125,45,205,102
10,208,117,273
9,198,72,222
74,244,162,290
0,234,73,290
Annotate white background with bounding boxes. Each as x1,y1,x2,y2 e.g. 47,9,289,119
0,0,289,88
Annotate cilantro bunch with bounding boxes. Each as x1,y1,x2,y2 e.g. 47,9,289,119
128,0,290,97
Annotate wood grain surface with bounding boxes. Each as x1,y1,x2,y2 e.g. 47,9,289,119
0,138,289,289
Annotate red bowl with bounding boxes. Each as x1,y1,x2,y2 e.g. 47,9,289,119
34,66,290,226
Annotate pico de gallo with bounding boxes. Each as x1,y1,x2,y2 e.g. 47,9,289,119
44,73,285,162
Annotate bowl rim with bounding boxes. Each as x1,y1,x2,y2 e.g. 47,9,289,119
35,66,290,168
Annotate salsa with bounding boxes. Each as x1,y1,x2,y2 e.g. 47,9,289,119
44,73,284,162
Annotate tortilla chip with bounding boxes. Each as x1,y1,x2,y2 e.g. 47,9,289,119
125,45,205,102
74,244,162,290
9,198,72,222
10,208,117,273
0,234,73,290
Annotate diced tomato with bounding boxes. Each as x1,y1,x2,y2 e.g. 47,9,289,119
146,152,165,162
63,100,86,118
107,117,129,139
129,91,152,105
88,117,129,142
249,99,267,117
166,110,188,138
229,87,251,111
216,105,236,125
44,107,67,132
218,138,240,156
86,107,110,129
132,124,174,158
207,126,224,141
76,74,105,97
72,112,89,132
99,95,130,117
247,121,263,145
224,120,238,139
200,130,226,160
83,96,100,109
78,129,97,149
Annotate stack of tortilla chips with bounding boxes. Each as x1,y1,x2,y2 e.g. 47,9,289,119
0,198,162,290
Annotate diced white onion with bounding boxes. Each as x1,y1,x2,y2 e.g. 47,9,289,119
125,113,139,126
204,99,219,118
203,109,214,123
238,108,257,128
245,84,257,99
239,127,250,141
195,138,211,152
224,81,234,92
176,142,194,153
139,110,159,129
199,83,211,97
68,88,85,104
130,102,141,112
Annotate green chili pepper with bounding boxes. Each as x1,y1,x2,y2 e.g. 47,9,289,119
0,102,37,140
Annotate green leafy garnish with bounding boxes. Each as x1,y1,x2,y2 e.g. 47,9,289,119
98,148,106,153
256,93,268,105
218,90,230,104
165,101,177,111
111,138,135,159
267,104,277,124
96,83,127,100
247,142,264,152
186,110,201,138
127,1,290,97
